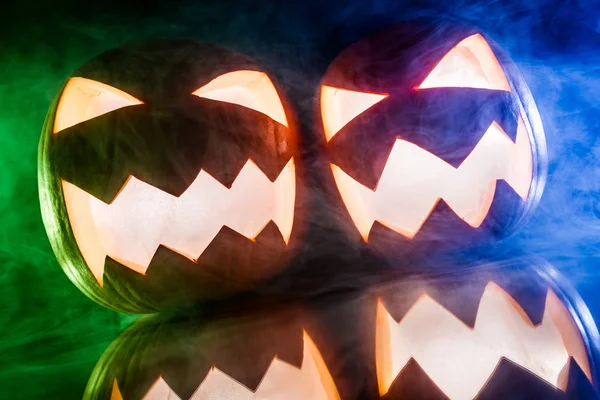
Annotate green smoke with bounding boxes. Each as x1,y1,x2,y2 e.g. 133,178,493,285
0,2,299,397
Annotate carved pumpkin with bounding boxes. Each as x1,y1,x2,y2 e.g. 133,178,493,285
319,20,547,256
373,256,599,399
39,40,299,313
84,305,340,400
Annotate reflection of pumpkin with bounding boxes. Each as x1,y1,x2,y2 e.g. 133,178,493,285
319,20,547,256
84,306,340,400
373,257,599,399
39,40,299,313
84,257,599,399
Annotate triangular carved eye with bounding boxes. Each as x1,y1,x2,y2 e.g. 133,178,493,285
192,70,288,127
321,85,388,142
419,34,511,91
54,78,143,134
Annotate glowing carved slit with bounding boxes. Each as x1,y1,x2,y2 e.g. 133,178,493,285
53,77,143,134
319,35,510,145
376,283,593,400
419,33,512,91
331,119,532,240
110,332,341,400
320,85,388,142
63,158,296,284
193,70,289,127
111,379,123,400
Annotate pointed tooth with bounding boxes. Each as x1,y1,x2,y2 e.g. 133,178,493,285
371,140,447,238
378,285,427,325
272,158,296,244
475,283,569,389
565,358,598,398
142,377,182,400
426,279,488,328
545,289,593,385
330,164,376,240
162,368,212,400
475,359,565,400
249,332,340,400
189,368,253,399
61,180,109,284
381,359,449,400
111,380,124,400
496,280,548,326
376,299,400,396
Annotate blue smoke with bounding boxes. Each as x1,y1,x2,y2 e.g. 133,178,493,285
208,0,600,316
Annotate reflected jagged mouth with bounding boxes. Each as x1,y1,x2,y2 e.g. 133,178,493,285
376,282,592,400
110,332,340,400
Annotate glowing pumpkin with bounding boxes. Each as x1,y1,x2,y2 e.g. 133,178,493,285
373,256,599,399
319,20,547,256
39,40,299,313
84,306,340,400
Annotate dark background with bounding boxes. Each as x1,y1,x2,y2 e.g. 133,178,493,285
1,0,600,398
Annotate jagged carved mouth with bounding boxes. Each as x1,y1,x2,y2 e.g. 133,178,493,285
110,332,340,400
376,282,593,400
63,158,295,284
331,120,531,240
321,33,535,241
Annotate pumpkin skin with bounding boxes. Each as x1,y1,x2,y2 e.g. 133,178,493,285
372,256,599,400
83,305,342,400
39,40,300,313
319,19,547,257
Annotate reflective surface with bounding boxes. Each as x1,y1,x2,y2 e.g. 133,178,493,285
84,258,599,399
3,1,600,399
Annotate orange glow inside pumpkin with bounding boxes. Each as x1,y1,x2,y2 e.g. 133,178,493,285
110,379,123,400
192,70,289,127
375,283,592,400
53,77,142,134
320,86,388,142
321,34,533,241
57,73,295,284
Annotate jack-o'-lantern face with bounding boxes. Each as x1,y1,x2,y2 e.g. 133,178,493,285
39,40,298,313
373,258,597,399
84,307,340,400
319,21,546,254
